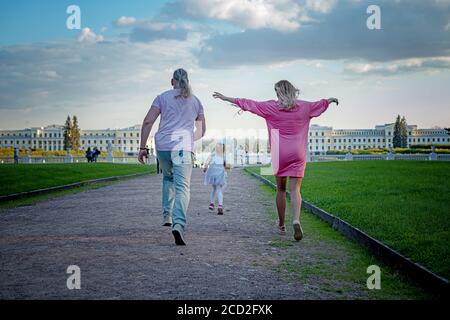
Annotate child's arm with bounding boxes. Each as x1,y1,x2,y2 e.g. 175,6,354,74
203,155,211,173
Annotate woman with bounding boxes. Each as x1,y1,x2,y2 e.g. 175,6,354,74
138,68,206,246
213,80,338,241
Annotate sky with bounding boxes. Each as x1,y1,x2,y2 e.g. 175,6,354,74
0,0,450,135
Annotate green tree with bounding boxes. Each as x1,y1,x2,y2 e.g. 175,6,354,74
71,115,81,150
400,116,408,148
393,115,402,148
63,116,72,150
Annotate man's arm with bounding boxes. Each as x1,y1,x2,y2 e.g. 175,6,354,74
138,106,160,164
194,114,206,141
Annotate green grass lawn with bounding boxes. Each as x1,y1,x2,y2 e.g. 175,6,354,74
260,185,430,300
248,161,450,280
0,163,154,196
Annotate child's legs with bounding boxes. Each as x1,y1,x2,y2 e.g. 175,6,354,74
275,176,287,227
216,185,223,206
289,177,303,222
210,185,217,204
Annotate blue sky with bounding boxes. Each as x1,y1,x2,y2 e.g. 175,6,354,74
0,0,449,133
0,0,168,45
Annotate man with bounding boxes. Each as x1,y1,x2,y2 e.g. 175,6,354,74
13,148,19,164
138,68,206,245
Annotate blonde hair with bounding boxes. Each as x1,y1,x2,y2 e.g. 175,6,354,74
173,68,191,99
274,80,299,110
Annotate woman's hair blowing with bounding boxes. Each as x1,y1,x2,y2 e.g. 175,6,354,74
173,68,191,99
274,80,299,110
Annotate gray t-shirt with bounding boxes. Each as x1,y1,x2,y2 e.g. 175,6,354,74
152,89,204,152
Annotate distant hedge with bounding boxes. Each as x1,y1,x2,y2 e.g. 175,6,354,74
410,144,450,150
326,147,450,155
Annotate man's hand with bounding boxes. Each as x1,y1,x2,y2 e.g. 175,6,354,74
328,98,339,105
138,149,148,164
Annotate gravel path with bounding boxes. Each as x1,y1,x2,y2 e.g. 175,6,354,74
0,168,368,299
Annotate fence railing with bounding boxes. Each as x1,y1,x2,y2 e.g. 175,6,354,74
1,152,449,165
309,152,448,162
0,155,149,165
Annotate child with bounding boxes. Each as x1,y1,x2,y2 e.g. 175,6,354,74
203,142,228,215
213,81,338,241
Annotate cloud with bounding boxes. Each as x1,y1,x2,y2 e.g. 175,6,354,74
194,0,450,69
344,57,450,76
114,16,190,42
0,34,201,115
78,28,104,43
306,0,338,14
115,16,137,27
129,27,189,42
163,0,307,32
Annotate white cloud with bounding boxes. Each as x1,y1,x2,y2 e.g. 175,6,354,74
115,16,137,27
0,33,202,127
78,28,104,43
305,0,338,14
181,0,304,32
344,57,450,75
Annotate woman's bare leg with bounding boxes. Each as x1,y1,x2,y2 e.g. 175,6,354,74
289,177,303,223
276,176,288,227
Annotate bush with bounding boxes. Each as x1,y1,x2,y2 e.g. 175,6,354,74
410,144,450,150
326,147,449,155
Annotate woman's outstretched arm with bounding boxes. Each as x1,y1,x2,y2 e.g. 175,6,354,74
213,92,270,118
212,92,237,104
310,98,339,118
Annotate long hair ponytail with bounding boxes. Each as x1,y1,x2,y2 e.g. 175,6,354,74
173,68,192,99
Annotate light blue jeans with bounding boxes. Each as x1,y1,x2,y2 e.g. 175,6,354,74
157,150,193,229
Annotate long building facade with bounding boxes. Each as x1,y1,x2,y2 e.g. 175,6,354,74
1,123,449,154
308,123,450,154
0,125,145,154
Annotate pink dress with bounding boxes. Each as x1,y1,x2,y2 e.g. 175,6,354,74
235,98,330,178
